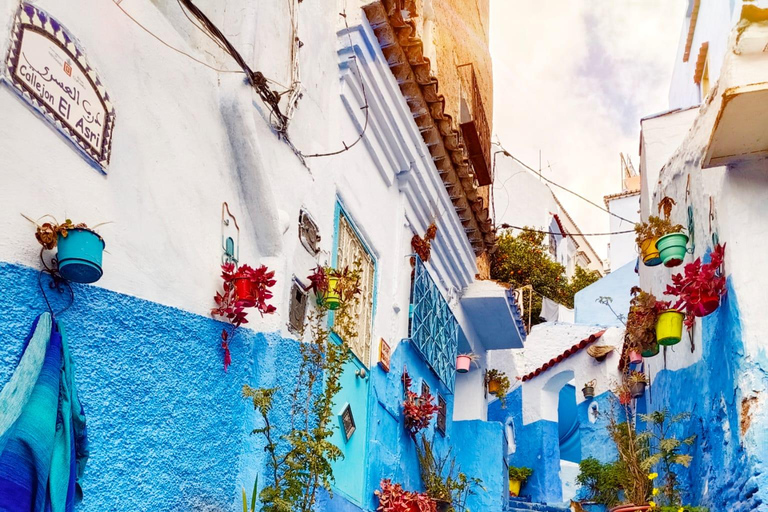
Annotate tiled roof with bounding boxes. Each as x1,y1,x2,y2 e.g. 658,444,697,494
603,189,640,209
362,0,495,254
683,0,701,63
521,330,606,382
552,213,568,238
694,42,709,85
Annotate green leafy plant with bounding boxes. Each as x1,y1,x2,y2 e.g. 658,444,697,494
639,410,696,507
416,435,484,511
242,476,258,512
491,229,600,325
486,369,511,408
623,288,669,357
508,466,533,482
575,457,622,507
634,216,684,247
626,371,649,386
242,264,362,512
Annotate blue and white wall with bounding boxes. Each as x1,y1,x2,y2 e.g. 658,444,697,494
0,0,504,510
637,11,768,511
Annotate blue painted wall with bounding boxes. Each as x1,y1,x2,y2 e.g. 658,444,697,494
575,261,637,326
557,384,581,464
577,392,617,465
639,280,768,511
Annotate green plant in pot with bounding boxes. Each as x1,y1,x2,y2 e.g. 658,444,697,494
626,371,648,398
634,213,684,268
576,457,623,507
486,369,511,408
416,436,483,512
625,288,669,359
508,466,532,497
654,197,689,268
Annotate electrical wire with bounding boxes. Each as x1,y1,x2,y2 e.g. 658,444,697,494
494,141,638,225
498,224,635,237
113,1,243,74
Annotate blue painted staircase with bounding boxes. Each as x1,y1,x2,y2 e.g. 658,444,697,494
507,496,569,512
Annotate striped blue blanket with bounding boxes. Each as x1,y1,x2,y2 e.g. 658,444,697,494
0,313,88,512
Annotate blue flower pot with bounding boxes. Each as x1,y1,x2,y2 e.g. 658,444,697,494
57,228,105,283
656,232,689,268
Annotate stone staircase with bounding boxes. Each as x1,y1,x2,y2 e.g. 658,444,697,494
507,496,569,512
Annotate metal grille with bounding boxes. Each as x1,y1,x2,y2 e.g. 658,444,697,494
436,394,447,435
336,215,375,366
410,257,458,391
288,280,307,334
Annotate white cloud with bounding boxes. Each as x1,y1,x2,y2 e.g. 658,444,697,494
490,0,688,259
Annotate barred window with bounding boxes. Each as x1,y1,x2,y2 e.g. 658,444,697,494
436,394,447,435
336,214,375,366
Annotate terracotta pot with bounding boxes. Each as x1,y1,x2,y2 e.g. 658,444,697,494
456,355,472,373
628,350,643,364
693,295,720,317
488,379,501,395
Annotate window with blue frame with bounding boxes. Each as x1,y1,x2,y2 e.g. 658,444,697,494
335,213,376,366
409,257,459,391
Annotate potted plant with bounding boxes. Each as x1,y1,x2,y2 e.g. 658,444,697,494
625,288,669,359
656,309,684,346
456,352,480,373
374,479,436,512
634,215,684,268
212,263,276,370
613,382,633,405
307,265,360,311
486,369,511,407
402,370,440,439
582,379,596,399
416,436,483,512
24,215,107,284
654,197,689,268
508,466,532,497
664,244,726,328
627,371,648,398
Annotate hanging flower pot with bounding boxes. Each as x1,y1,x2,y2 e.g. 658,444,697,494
656,310,684,346
582,384,595,399
641,342,660,358
324,276,341,310
488,378,501,395
434,498,451,512
630,382,646,398
628,350,643,364
57,228,105,284
639,237,662,267
656,232,689,267
234,268,256,301
456,355,472,373
693,294,721,317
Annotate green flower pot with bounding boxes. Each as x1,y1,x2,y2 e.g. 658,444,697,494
657,310,684,346
656,232,689,267
641,343,660,358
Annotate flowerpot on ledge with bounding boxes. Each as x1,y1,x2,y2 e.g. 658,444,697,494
456,355,472,373
657,310,684,346
56,228,105,284
582,385,595,399
509,479,522,497
641,343,660,358
639,237,662,267
656,232,688,267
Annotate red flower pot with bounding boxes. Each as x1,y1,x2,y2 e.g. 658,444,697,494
609,505,651,512
693,295,720,317
234,277,255,301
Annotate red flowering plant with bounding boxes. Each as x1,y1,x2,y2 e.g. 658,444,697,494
402,369,440,440
664,243,726,328
306,265,361,306
212,263,276,371
374,479,436,512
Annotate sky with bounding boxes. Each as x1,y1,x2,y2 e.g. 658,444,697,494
489,0,688,260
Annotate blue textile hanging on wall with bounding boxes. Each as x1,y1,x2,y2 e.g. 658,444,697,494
0,313,88,512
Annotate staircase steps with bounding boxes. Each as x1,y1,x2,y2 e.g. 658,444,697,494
507,496,569,512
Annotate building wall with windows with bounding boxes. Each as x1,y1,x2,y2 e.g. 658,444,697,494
0,0,507,510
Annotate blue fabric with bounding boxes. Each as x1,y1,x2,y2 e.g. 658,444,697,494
0,314,88,512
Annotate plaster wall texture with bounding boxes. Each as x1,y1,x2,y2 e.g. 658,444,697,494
0,0,507,509
494,159,559,231
637,18,768,510
606,194,640,272
574,260,637,327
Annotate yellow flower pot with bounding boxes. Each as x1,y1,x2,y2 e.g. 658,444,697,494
657,310,684,346
488,379,501,395
509,479,521,497
640,237,662,267
324,276,341,310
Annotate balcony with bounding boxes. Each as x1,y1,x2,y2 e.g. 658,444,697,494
458,63,493,186
409,257,459,391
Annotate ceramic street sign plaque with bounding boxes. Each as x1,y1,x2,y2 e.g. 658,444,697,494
4,3,115,172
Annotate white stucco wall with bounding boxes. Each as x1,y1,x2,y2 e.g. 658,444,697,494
606,193,640,271
0,0,494,380
494,158,559,230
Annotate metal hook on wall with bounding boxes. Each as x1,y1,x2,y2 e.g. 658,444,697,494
221,202,240,266
38,270,74,318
